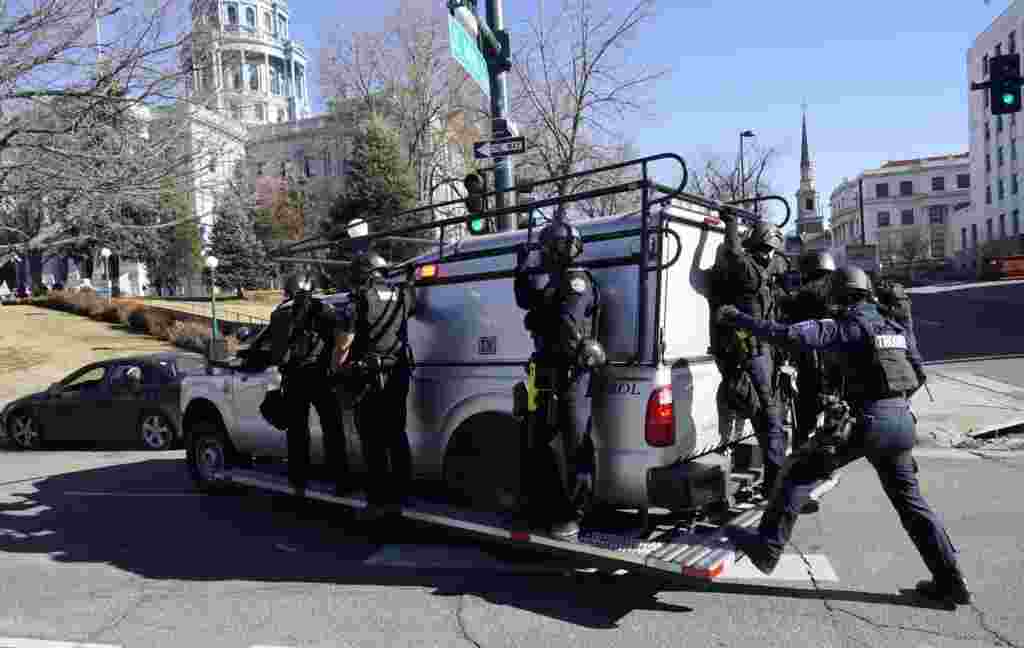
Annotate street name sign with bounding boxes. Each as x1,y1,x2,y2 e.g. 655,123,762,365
448,14,490,97
473,136,527,159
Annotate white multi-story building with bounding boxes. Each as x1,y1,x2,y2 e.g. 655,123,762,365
964,1,1024,274
182,0,311,125
827,155,970,269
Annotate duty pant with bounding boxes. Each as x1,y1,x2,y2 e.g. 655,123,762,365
354,361,412,507
284,366,348,491
793,348,824,450
746,350,786,493
758,398,962,581
522,363,582,526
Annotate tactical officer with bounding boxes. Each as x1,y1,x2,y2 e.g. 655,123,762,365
514,220,605,538
268,272,351,498
777,251,838,450
340,250,418,522
873,274,915,330
716,266,969,606
714,209,788,495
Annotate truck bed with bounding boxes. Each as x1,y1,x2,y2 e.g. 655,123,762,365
214,466,766,581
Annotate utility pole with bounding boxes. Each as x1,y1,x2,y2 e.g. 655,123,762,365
485,0,516,232
449,0,516,232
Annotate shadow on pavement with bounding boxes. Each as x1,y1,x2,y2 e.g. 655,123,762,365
0,457,945,629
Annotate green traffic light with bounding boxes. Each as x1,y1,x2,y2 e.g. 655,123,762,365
469,219,485,233
1004,93,1018,105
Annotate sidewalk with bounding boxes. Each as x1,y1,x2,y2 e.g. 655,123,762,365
911,364,1024,448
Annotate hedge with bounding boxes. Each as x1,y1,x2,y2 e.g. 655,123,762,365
25,290,239,356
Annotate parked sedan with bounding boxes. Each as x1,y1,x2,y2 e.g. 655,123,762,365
0,353,207,451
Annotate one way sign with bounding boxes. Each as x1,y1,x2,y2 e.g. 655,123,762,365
473,136,527,160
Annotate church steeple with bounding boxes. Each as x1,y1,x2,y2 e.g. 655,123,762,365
795,104,823,238
799,104,814,190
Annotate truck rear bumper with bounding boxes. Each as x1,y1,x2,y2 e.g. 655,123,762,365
646,454,732,511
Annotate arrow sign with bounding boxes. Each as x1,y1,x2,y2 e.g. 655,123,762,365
473,136,527,160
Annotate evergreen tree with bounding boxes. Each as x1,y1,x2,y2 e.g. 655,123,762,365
149,183,202,296
207,204,273,297
324,115,422,274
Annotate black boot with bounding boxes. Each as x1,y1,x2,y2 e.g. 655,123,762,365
916,574,971,605
724,526,780,575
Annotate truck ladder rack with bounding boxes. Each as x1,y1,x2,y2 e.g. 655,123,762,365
213,467,766,581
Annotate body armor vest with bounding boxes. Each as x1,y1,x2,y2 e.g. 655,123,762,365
731,255,775,320
843,308,919,402
523,268,596,361
352,279,407,361
269,299,328,371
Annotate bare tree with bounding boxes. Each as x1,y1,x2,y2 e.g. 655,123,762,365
0,0,227,260
687,142,783,223
900,228,931,268
510,0,668,218
319,0,477,205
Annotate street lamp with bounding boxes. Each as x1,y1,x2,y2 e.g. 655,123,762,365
206,255,219,358
100,247,112,303
738,130,755,201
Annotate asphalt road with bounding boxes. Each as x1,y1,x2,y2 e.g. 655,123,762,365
1,448,1022,648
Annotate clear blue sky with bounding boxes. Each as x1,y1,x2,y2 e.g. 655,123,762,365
288,0,1012,225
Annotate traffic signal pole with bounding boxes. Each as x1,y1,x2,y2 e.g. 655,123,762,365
484,0,516,232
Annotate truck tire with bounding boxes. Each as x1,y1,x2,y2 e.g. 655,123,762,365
443,412,522,512
186,420,244,494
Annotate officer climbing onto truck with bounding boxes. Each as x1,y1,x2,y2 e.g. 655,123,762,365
715,266,970,606
514,219,606,538
713,208,788,496
267,271,352,499
777,251,839,452
340,250,418,523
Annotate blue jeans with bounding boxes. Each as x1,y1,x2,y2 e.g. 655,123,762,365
758,398,961,580
747,350,786,492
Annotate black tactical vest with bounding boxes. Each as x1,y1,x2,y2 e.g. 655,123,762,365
269,298,328,371
524,268,596,359
352,279,407,361
729,254,775,320
844,309,919,401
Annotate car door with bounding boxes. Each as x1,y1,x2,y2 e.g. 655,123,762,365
232,331,286,456
38,364,109,442
104,362,148,442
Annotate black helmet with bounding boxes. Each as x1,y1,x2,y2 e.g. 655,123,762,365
799,251,837,278
348,250,388,286
747,221,783,252
538,220,583,269
831,265,872,303
283,272,314,300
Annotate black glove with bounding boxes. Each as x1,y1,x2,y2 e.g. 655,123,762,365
715,304,741,326
719,205,737,222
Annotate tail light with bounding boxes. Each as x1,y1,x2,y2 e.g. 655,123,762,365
644,385,675,447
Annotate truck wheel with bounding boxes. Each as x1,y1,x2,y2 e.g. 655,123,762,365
187,420,242,494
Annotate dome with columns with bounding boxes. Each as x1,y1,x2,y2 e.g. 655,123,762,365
182,0,311,126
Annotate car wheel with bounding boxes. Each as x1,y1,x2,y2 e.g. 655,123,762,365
139,412,175,451
186,420,242,494
8,410,42,450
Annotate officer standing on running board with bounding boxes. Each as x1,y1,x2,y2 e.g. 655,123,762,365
715,266,969,606
514,219,606,539
268,271,351,499
339,250,418,523
713,207,788,496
